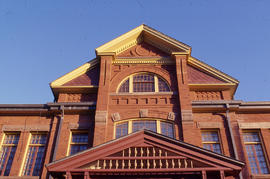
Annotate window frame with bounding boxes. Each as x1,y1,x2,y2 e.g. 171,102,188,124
20,132,47,176
114,118,174,139
0,132,20,176
201,129,223,154
67,130,89,156
242,130,269,174
117,73,170,93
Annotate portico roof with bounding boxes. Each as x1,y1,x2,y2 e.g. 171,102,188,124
47,130,244,177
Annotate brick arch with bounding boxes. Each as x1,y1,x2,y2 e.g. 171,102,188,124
110,65,175,92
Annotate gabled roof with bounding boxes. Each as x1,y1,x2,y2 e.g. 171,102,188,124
50,59,99,99
47,130,244,177
49,25,239,99
96,24,191,56
188,57,239,97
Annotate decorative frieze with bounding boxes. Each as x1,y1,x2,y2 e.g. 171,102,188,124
110,94,176,106
194,91,223,101
84,146,197,170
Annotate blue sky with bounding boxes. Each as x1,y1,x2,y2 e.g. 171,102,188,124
0,0,269,103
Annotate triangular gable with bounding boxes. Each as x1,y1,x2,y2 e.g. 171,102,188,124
96,24,191,56
188,57,238,84
187,65,226,84
62,65,99,86
47,130,244,177
50,59,99,99
50,59,99,88
188,57,239,97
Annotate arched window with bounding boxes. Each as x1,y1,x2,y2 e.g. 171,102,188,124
115,119,174,139
118,73,170,93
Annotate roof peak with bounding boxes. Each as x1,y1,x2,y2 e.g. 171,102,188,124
95,24,191,56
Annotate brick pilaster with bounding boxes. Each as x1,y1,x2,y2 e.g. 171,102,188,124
173,54,200,145
93,55,113,146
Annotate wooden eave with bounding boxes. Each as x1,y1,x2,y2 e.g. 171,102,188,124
47,130,244,176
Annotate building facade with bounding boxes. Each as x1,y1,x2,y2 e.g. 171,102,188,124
0,25,270,179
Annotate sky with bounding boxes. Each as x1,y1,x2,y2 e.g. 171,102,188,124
0,0,269,104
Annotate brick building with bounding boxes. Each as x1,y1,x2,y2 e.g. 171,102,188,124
0,24,270,179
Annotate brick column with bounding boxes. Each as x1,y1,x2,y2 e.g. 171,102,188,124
173,54,200,145
93,55,113,146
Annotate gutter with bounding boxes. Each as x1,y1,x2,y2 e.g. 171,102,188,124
192,100,270,112
225,103,243,179
0,102,96,114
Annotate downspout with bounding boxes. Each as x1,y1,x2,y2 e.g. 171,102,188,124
225,103,243,179
50,105,64,178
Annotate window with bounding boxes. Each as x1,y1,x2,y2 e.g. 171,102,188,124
243,132,269,174
69,132,88,155
201,131,222,154
132,120,157,132
0,133,20,176
115,119,174,139
118,73,170,93
22,133,47,176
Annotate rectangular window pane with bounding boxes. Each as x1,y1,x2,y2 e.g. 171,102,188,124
161,122,174,138
0,134,19,176
201,131,219,142
22,134,47,176
132,121,156,133
133,74,155,92
69,132,88,155
72,133,88,143
243,132,269,174
116,122,128,138
201,131,222,154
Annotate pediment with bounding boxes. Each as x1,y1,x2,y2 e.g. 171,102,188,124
47,130,244,176
117,42,170,58
79,144,216,171
95,24,191,56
